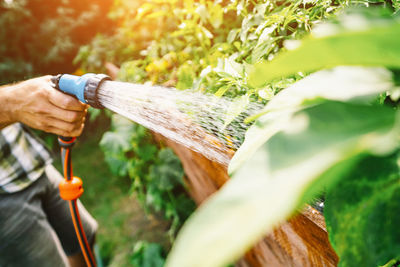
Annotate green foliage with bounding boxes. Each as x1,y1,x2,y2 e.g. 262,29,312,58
130,241,166,267
78,0,389,166
325,154,400,267
166,99,400,266
77,0,347,100
77,1,400,266
166,7,400,267
0,0,113,84
249,8,400,87
100,114,136,176
230,65,396,172
100,115,195,239
75,0,178,75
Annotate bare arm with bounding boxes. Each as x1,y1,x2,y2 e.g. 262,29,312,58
0,76,88,137
0,84,14,129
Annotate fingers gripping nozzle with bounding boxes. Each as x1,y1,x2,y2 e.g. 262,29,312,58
51,73,111,109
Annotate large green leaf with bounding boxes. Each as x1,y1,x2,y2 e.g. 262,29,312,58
166,101,400,267
148,148,185,191
248,10,400,88
100,114,136,176
324,154,400,267
130,241,165,267
230,66,395,174
100,114,135,154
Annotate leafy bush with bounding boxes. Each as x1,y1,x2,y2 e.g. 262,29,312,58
100,115,195,239
166,7,400,267
78,1,400,266
77,0,364,159
78,0,346,99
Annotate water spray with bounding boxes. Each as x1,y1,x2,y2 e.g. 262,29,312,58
52,73,262,165
51,73,262,266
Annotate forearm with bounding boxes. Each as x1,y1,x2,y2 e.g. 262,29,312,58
0,76,87,136
0,84,17,130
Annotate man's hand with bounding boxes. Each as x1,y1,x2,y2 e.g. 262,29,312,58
2,76,88,137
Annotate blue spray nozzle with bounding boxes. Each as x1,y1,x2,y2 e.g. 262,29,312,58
52,73,111,109
57,74,96,103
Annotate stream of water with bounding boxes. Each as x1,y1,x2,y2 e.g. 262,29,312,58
98,81,264,166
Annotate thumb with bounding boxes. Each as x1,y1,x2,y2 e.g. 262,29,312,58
47,85,88,111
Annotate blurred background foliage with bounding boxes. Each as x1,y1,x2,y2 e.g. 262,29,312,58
0,0,113,84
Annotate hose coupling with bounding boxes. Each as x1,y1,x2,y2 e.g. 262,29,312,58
51,73,111,109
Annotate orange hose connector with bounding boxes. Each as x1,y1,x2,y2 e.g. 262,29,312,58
59,177,83,201
59,138,97,267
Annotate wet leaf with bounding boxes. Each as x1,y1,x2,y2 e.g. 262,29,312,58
223,56,244,78
208,3,223,29
227,29,240,44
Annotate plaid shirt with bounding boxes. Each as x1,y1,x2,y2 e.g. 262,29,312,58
0,123,52,193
